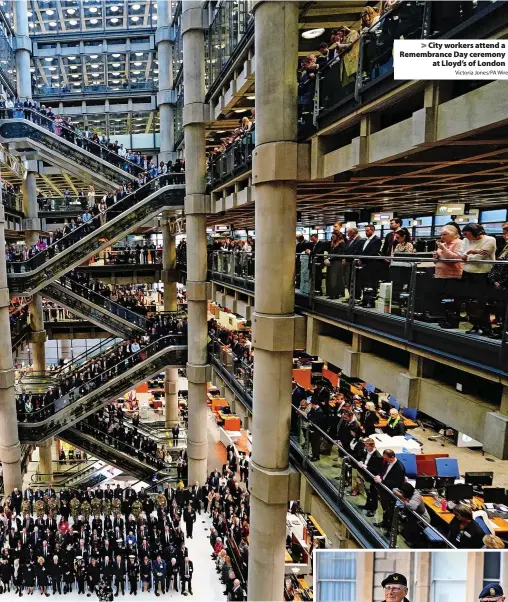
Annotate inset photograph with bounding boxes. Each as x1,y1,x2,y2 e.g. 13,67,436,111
314,550,507,602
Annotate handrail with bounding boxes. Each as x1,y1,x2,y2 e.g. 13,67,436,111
54,338,119,375
6,108,144,175
7,175,175,273
17,334,187,424
51,279,148,330
293,406,455,547
76,422,175,470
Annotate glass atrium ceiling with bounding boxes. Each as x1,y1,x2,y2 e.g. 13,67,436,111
27,0,158,34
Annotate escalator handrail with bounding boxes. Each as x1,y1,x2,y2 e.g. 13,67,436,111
5,109,144,176
54,337,119,375
76,423,176,469
17,334,188,424
49,279,148,330
7,175,183,273
108,415,185,445
30,459,99,484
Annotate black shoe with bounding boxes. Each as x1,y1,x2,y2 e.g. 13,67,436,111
373,522,386,528
466,326,480,334
366,511,375,517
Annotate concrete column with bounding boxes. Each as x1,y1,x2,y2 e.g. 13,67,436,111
0,204,22,493
59,339,72,361
162,214,179,427
182,1,209,486
157,0,175,163
248,3,299,600
23,170,46,374
14,0,32,100
38,438,53,479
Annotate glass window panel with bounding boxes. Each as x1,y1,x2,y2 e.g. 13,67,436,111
434,215,452,226
481,209,507,223
109,112,130,137
483,552,501,582
431,552,467,602
316,552,356,602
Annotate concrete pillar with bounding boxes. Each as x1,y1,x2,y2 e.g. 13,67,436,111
248,3,299,600
14,0,32,101
162,212,179,427
156,0,175,163
38,438,53,479
59,339,72,361
23,170,46,374
0,204,22,493
182,1,209,486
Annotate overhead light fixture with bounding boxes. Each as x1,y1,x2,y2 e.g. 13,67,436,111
27,11,33,17
110,5,120,12
233,108,247,113
301,28,325,39
47,66,56,71
44,57,53,62
72,74,80,78
153,15,157,20
112,53,121,58
89,6,98,13
48,21,57,27
111,71,120,75
30,67,35,73
135,52,144,57
247,95,255,100
73,82,81,86
131,16,139,21
132,70,141,74
111,62,121,67
29,23,35,28
52,75,59,80
90,18,98,24
45,9,54,15
68,56,76,60
69,65,78,70
67,8,76,15
133,61,142,66
37,84,43,88
69,20,78,25
91,63,99,68
90,55,99,59
111,79,120,84
132,4,141,9
110,17,119,23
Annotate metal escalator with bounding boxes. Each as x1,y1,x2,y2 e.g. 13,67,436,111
7,178,185,295
43,280,147,339
0,117,137,189
59,428,165,482
17,335,187,443
30,459,104,489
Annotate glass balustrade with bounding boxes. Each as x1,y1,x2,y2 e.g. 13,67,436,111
207,131,255,188
0,107,144,182
203,250,508,373
7,176,185,294
44,280,147,336
60,429,154,481
17,335,188,442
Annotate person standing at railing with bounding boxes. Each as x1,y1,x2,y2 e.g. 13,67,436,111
373,449,406,532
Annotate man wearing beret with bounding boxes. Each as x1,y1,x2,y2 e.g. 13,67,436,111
479,583,505,602
382,573,410,602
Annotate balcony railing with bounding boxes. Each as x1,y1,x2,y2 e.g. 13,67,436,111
209,339,454,549
198,250,508,375
207,130,255,189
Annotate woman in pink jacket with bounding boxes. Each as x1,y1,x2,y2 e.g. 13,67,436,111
433,224,464,329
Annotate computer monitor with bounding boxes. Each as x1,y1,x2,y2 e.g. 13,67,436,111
445,484,474,502
435,476,456,489
415,476,435,491
465,472,494,487
483,487,506,504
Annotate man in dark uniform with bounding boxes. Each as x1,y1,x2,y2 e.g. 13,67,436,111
479,583,505,602
381,573,410,602
307,400,325,462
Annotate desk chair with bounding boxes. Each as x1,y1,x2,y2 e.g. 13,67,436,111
422,526,449,549
473,510,496,536
416,458,437,477
436,458,460,480
388,396,400,411
401,407,418,421
397,453,418,479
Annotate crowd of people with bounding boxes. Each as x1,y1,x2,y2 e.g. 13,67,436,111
76,407,174,472
207,115,255,183
294,219,508,336
6,170,180,271
61,272,152,316
0,482,201,597
16,314,187,423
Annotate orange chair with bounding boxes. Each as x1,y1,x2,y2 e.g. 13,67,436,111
416,459,437,477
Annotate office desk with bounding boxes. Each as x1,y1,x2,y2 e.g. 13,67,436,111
376,417,418,429
423,496,508,535
371,434,422,454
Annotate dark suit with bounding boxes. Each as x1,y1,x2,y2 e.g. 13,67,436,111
309,239,329,294
381,230,398,256
357,235,382,296
378,459,407,528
